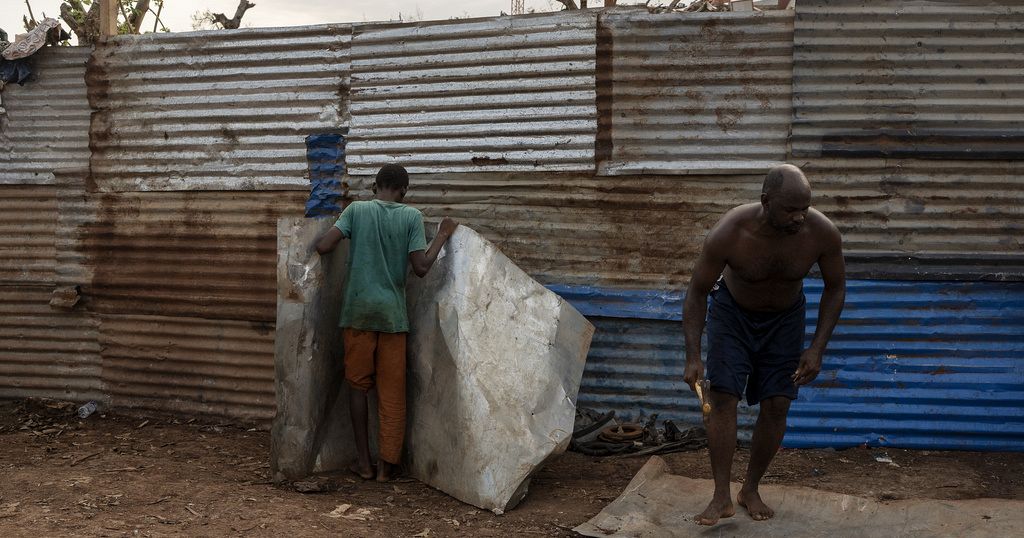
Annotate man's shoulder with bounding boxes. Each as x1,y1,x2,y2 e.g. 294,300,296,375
808,207,840,237
717,203,760,231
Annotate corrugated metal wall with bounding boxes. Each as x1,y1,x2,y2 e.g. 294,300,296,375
88,25,351,191
598,10,794,175
0,286,102,402
403,173,759,290
77,191,306,321
3,7,1022,449
346,11,598,175
1,47,100,405
405,164,1024,289
558,280,1024,451
789,280,1024,451
805,158,1024,277
0,185,58,285
0,47,92,186
100,314,275,420
791,0,1024,159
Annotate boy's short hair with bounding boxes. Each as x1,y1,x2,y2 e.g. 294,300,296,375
376,164,410,190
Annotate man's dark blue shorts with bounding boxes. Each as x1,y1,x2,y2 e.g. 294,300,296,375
706,279,806,406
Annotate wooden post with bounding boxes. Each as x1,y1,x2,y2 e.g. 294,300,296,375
99,0,119,40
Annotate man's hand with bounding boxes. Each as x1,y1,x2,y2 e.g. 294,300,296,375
438,217,458,238
683,359,705,392
792,348,823,386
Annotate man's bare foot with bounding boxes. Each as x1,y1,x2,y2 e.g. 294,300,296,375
695,496,735,525
349,462,374,480
376,460,398,482
737,488,775,521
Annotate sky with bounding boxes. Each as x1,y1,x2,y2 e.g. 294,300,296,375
0,0,620,43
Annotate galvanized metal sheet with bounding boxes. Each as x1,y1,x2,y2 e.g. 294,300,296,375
405,226,592,513
89,25,351,191
0,185,57,285
0,285,103,403
556,279,1024,451
346,11,598,175
0,47,92,185
791,0,1024,159
100,313,275,421
597,10,794,175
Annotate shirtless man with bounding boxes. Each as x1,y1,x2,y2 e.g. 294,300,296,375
682,164,846,525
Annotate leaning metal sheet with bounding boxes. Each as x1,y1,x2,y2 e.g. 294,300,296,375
271,217,358,481
576,456,1023,537
405,226,594,513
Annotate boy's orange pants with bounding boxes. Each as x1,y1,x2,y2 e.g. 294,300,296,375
342,328,406,465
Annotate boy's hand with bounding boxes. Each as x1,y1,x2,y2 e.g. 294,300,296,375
439,217,459,238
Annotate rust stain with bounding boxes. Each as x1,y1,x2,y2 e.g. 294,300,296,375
83,191,306,322
594,12,615,168
715,103,744,132
470,156,510,166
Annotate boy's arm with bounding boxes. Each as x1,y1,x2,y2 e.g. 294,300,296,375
410,217,458,277
315,227,345,255
316,205,353,255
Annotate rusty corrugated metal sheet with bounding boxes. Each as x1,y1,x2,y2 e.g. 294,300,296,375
71,190,306,322
50,157,301,420
791,0,1024,159
597,10,793,175
99,314,275,420
0,47,92,186
805,158,1024,278
406,157,1024,289
0,285,103,403
400,172,758,290
346,11,598,175
88,25,351,191
0,186,57,285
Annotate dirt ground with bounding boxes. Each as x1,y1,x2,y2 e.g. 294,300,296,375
2,399,1023,537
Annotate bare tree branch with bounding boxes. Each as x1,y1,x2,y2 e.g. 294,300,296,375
25,0,38,26
554,0,579,9
212,0,255,30
151,0,165,32
127,0,151,34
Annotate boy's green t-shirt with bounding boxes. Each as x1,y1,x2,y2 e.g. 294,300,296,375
335,200,428,333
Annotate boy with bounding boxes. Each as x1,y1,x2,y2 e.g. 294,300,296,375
315,163,458,482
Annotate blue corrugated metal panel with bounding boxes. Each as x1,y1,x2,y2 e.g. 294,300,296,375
553,279,1024,451
305,133,346,218
547,285,682,321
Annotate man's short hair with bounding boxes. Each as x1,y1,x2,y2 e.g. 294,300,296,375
376,163,409,190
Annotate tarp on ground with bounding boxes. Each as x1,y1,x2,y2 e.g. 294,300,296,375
575,456,1023,538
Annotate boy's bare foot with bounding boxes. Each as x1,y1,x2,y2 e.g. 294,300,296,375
695,495,735,525
376,460,398,482
349,462,374,480
737,488,774,521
